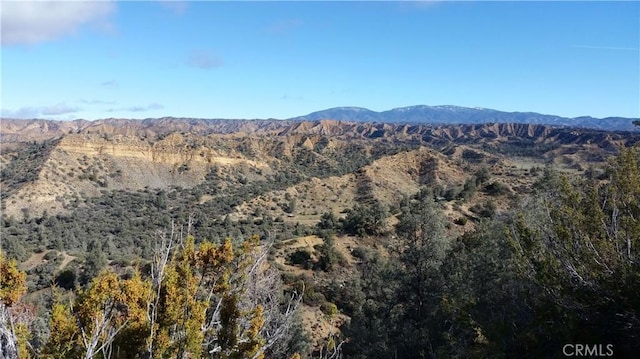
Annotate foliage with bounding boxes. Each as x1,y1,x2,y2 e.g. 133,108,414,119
341,148,640,358
343,195,450,358
37,232,303,359
0,254,31,359
0,255,27,306
483,181,510,196
320,302,338,318
3,132,640,358
340,201,387,236
316,211,338,233
80,239,108,285
0,140,58,202
453,217,467,226
458,176,477,201
461,149,485,163
288,249,312,269
474,166,491,185
469,200,496,218
314,232,345,272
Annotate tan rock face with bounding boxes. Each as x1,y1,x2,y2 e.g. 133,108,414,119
3,133,274,219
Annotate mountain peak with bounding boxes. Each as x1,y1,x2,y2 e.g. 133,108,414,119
432,105,472,111
329,106,372,112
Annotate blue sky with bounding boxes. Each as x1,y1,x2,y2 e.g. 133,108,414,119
2,1,639,120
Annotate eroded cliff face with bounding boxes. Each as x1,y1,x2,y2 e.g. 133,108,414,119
58,133,270,166
3,133,273,219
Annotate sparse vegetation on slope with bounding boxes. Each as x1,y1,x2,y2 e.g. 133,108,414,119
1,119,638,358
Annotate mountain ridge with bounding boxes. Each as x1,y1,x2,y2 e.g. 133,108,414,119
2,119,639,151
289,105,639,132
2,105,638,132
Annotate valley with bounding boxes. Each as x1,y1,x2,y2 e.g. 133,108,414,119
1,118,639,358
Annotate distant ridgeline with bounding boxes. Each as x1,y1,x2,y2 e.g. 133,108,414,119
1,117,639,146
2,105,639,136
289,105,640,132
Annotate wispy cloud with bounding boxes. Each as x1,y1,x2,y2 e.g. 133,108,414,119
187,50,223,69
572,45,640,51
2,103,80,118
265,18,303,35
1,1,116,46
100,80,119,88
41,104,80,116
106,103,164,113
128,103,164,112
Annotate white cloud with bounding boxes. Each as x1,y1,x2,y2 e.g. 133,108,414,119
2,103,80,118
1,107,39,119
1,1,116,45
41,103,80,116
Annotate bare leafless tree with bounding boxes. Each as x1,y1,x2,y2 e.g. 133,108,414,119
316,330,345,359
145,222,178,358
241,240,303,359
75,298,129,359
0,303,19,359
202,234,303,358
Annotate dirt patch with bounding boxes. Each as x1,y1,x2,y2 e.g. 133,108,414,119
300,304,348,351
20,250,78,272
20,251,50,271
58,252,77,271
281,235,323,251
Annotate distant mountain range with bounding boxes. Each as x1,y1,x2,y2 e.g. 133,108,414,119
288,105,639,132
2,105,638,133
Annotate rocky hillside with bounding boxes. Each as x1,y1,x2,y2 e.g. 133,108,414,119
2,117,639,354
2,118,636,221
3,118,639,145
